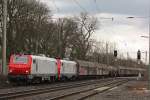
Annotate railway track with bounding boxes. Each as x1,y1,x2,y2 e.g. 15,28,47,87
0,78,114,99
47,79,128,100
0,79,99,92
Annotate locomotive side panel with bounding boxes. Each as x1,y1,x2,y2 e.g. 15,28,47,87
31,56,57,75
60,60,77,79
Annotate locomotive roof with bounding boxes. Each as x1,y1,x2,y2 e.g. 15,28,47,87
61,60,77,64
31,55,57,61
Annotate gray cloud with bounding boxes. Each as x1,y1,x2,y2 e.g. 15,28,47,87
95,0,149,16
40,0,150,61
41,0,150,16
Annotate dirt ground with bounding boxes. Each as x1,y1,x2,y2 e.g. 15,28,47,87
0,75,9,88
86,78,150,100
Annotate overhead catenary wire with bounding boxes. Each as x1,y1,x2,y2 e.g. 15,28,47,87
94,0,101,13
52,0,60,12
49,0,114,21
73,0,87,13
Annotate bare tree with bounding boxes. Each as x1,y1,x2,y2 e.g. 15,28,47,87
3,0,50,57
71,13,98,60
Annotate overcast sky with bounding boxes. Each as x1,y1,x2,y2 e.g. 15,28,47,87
41,0,150,63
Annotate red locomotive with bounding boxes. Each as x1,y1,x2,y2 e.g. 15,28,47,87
8,54,77,83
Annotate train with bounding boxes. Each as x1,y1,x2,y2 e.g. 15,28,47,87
8,54,145,83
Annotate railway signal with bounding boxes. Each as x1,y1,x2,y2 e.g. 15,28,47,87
114,50,117,57
137,50,141,64
137,50,141,60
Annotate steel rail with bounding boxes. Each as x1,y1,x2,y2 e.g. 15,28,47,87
48,79,128,100
77,80,128,100
0,78,113,99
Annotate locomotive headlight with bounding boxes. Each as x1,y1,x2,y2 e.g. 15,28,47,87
9,69,12,73
26,70,29,73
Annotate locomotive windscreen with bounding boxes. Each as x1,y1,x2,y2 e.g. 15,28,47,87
13,55,28,64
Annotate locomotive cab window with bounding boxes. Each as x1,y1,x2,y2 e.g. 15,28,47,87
13,55,28,64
